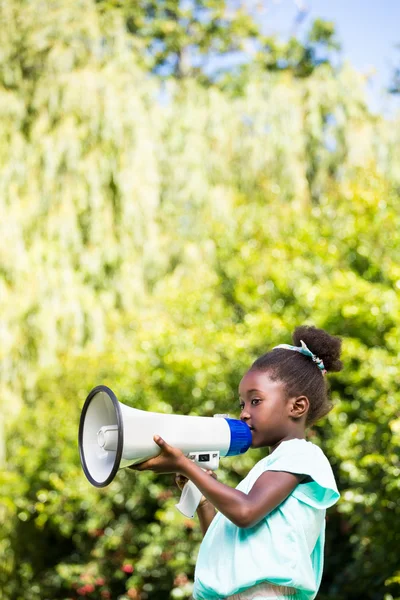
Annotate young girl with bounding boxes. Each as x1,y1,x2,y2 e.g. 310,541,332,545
131,325,342,600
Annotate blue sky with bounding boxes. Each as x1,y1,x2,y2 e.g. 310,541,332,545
262,0,400,115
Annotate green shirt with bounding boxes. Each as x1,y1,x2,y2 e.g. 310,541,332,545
193,439,340,600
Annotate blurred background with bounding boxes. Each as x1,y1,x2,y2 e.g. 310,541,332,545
0,0,399,599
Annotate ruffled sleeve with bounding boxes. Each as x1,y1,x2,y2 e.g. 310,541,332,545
263,439,340,509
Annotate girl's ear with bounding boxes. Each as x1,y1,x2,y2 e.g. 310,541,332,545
289,395,309,420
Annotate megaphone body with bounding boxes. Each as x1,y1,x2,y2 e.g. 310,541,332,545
79,386,252,502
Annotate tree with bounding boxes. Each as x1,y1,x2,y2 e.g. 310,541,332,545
258,18,340,78
94,1,340,87
389,45,400,93
95,0,262,82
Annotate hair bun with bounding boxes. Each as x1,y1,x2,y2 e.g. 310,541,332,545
292,325,343,373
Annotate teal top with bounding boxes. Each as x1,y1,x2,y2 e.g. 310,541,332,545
193,439,340,600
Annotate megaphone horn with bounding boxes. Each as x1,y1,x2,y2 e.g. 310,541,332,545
79,385,252,490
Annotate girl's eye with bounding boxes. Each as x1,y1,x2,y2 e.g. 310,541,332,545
251,398,261,405
239,404,245,411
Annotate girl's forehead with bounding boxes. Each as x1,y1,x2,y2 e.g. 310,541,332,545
238,369,282,394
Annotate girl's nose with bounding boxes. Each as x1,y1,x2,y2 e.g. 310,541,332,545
240,409,250,422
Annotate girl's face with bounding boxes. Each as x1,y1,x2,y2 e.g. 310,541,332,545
238,369,298,449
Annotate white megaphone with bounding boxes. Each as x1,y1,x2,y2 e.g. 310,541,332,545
79,385,252,518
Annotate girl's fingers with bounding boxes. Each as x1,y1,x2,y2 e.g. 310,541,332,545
175,474,188,490
129,460,149,471
136,459,153,471
175,469,216,490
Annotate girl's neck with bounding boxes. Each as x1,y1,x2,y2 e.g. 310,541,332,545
270,432,306,453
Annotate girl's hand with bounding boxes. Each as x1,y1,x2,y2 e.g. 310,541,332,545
175,470,217,508
175,470,217,489
175,473,190,491
129,435,186,474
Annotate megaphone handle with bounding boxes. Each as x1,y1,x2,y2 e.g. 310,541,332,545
175,480,204,518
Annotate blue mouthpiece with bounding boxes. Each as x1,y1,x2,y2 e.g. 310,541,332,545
224,418,252,456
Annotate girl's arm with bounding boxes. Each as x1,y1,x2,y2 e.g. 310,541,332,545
176,473,217,535
181,456,302,529
196,499,217,535
131,436,303,529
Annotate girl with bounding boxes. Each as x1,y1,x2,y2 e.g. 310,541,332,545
131,325,342,600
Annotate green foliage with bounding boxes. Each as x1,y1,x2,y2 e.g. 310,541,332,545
94,1,340,87
260,18,340,78
389,46,400,94
1,1,400,599
95,0,262,82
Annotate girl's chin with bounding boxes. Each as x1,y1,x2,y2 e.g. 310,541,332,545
250,433,270,449
250,435,261,449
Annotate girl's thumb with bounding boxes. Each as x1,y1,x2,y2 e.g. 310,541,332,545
154,435,164,446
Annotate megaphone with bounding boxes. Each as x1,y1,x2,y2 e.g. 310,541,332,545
79,385,251,516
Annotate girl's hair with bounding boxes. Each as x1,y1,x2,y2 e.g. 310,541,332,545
251,325,343,426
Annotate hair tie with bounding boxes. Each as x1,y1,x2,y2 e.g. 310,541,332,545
273,340,327,375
